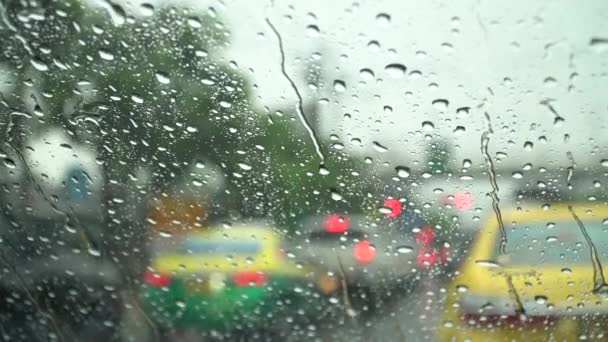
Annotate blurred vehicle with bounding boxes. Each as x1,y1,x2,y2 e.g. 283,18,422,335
288,207,451,314
140,223,330,336
437,204,608,341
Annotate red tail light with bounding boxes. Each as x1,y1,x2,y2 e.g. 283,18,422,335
232,271,267,287
144,268,172,287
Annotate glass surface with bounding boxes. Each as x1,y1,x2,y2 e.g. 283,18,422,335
0,0,607,341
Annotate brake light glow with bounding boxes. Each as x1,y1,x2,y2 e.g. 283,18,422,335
324,214,350,233
453,191,473,211
383,198,402,217
354,240,376,263
144,268,172,287
232,271,267,287
415,225,435,245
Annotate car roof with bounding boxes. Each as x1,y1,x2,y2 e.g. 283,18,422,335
481,203,608,229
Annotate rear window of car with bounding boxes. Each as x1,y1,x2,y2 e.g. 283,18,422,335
493,220,608,265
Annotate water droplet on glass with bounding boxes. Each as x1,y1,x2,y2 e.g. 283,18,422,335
384,63,407,78
456,285,468,293
375,13,391,26
187,17,202,28
140,3,154,16
561,267,572,274
534,295,548,304
360,68,375,80
98,49,114,61
590,37,608,53
456,107,470,117
330,189,343,201
30,58,49,71
601,159,608,167
396,246,413,254
367,40,381,51
432,99,449,111
512,172,523,179
3,158,16,169
372,141,388,153
237,163,252,171
306,24,320,37
422,121,435,131
475,260,501,268
546,236,558,243
333,80,346,92
88,248,101,257
396,166,410,178
378,206,393,215
131,94,144,104
524,141,534,151
155,72,170,84
319,165,330,176
463,159,472,168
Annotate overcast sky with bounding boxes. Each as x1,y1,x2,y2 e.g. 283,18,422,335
65,0,608,173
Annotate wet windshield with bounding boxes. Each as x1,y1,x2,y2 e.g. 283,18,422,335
1,0,608,341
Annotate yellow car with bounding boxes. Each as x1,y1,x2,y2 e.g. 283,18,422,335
140,224,335,333
438,204,608,341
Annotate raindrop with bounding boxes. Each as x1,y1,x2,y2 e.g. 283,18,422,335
432,99,449,111
333,80,346,92
131,94,144,104
330,189,343,201
543,77,557,87
561,267,572,274
375,13,391,26
372,141,388,153
422,121,435,131
395,166,410,178
546,236,558,243
88,248,101,257
30,58,49,71
456,107,470,117
384,63,407,78
140,3,154,16
524,141,534,151
187,17,202,28
463,159,472,168
601,159,608,167
319,165,330,176
155,72,170,84
102,0,126,26
306,24,320,37
237,163,252,171
176,300,186,309
98,49,114,61
396,246,413,254
159,231,172,238
534,295,548,304
378,207,393,215
3,158,16,169
590,37,608,53
453,126,465,134
367,40,381,51
512,172,523,179
332,143,344,150
475,260,501,268
456,285,468,293
360,68,375,80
